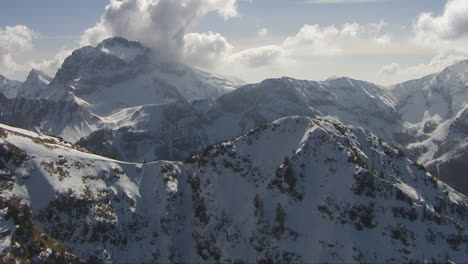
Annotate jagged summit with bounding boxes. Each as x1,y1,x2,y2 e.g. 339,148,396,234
23,69,52,88
14,69,54,99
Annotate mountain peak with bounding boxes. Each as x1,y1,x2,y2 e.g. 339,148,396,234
96,36,148,63
96,36,145,49
324,76,371,87
25,68,52,85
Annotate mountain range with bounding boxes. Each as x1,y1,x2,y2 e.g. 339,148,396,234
0,37,466,262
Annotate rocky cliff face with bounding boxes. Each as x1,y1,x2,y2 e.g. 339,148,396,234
0,118,466,263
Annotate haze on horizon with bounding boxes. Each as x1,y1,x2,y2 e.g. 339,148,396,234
1,0,468,86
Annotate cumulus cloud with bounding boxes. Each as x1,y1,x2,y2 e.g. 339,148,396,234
31,48,74,78
223,21,395,71
341,23,360,37
414,0,468,53
75,0,400,79
80,0,238,62
183,32,233,68
231,45,286,67
282,24,343,56
0,25,35,76
373,34,391,46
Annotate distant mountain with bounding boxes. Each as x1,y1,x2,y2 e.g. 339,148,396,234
389,60,468,195
0,118,466,263
77,76,402,163
17,69,53,99
0,74,22,99
0,38,466,196
0,37,244,142
391,60,468,124
48,37,242,116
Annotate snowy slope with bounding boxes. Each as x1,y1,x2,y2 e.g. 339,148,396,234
0,96,105,142
0,119,466,263
0,41,466,197
0,37,242,142
407,105,468,194
390,60,468,194
49,37,240,116
76,59,468,196
391,60,468,124
78,76,402,164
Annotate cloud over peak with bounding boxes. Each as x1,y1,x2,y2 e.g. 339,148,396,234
80,0,238,63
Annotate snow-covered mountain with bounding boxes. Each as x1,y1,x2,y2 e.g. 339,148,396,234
406,105,468,195
48,37,241,116
0,37,244,142
0,39,466,196
0,118,466,263
0,69,52,100
389,60,468,195
77,76,402,164
70,60,468,196
17,69,53,99
391,60,468,124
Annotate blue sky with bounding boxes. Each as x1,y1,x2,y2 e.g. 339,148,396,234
1,0,467,85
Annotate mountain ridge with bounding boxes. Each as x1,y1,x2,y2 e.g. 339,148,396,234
0,37,466,196
0,117,466,263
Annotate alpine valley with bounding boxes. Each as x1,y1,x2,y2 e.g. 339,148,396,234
0,37,466,263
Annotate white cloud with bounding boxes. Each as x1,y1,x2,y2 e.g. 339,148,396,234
366,20,386,35
225,21,393,72
379,62,399,76
341,23,360,37
373,34,391,46
379,54,467,81
258,27,269,37
414,0,468,53
80,0,238,62
0,25,35,76
77,0,393,75
183,32,233,68
282,24,343,56
31,48,74,78
231,45,286,67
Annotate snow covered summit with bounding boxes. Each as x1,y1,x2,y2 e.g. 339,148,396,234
49,37,242,115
